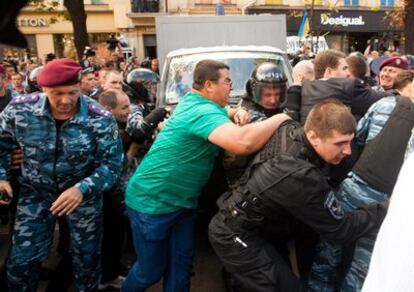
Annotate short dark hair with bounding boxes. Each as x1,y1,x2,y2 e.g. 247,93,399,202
192,60,229,90
346,55,367,80
99,89,119,109
314,50,346,79
394,70,414,91
304,99,356,139
104,60,116,69
80,68,95,79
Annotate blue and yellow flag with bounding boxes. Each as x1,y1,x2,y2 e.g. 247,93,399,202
298,10,310,37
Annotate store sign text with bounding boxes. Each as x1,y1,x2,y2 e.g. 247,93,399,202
320,15,365,27
17,18,49,27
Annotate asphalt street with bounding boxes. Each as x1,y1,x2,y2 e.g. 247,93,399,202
0,213,226,292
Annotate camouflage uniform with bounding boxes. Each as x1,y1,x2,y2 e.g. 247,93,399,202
0,93,124,292
371,85,385,92
307,96,414,292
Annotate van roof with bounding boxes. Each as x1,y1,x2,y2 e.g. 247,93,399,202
166,46,285,58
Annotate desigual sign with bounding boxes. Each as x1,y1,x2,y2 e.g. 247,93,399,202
16,18,48,27
320,15,365,27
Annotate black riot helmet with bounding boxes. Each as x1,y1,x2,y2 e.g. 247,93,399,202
26,66,43,93
126,68,160,103
246,62,288,105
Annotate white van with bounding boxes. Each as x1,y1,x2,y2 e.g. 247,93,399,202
157,46,293,107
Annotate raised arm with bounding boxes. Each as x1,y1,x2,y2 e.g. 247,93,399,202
208,113,291,155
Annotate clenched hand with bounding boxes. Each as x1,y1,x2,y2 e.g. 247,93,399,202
234,108,250,126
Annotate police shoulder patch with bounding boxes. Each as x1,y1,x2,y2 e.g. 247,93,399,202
88,103,112,118
111,126,119,140
10,93,40,105
324,191,344,220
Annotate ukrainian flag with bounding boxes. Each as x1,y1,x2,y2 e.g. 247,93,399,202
298,10,310,37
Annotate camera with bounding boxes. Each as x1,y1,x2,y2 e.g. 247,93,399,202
0,190,10,203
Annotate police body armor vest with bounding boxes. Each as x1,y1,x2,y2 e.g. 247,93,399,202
223,98,282,187
217,120,313,230
353,96,414,195
241,98,282,121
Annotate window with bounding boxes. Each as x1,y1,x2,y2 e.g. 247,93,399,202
381,0,394,6
344,0,359,6
164,51,290,105
131,0,160,13
143,35,157,59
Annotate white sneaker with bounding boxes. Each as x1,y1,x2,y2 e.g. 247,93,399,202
98,275,126,290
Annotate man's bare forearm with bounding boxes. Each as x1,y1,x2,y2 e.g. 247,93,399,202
236,113,291,154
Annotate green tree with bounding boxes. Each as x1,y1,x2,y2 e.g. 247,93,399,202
30,0,89,60
402,0,414,54
388,0,414,54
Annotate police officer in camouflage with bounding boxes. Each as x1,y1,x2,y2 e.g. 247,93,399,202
208,100,388,292
372,56,408,92
0,59,124,292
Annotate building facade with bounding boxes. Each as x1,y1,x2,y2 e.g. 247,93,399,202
128,0,403,59
1,0,135,63
0,0,403,62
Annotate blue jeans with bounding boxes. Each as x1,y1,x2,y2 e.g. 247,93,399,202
122,207,196,292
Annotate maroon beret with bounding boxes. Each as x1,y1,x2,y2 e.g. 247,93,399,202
37,58,82,87
379,56,409,72
0,65,5,75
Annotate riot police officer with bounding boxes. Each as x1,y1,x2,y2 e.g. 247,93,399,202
208,100,388,292
224,63,287,186
242,62,287,121
125,67,160,105
25,66,43,93
0,59,124,292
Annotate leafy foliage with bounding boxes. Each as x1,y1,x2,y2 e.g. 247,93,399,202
29,0,69,24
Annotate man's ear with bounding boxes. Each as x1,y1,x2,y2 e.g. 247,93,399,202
306,130,320,148
104,105,113,113
204,80,214,93
324,67,332,79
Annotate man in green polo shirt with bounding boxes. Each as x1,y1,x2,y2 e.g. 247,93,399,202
122,60,290,292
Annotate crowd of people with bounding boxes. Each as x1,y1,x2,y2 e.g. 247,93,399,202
0,45,413,292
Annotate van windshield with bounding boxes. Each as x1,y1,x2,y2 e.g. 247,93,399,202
164,51,290,105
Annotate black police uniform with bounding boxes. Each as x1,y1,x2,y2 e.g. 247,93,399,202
208,121,388,292
224,62,286,187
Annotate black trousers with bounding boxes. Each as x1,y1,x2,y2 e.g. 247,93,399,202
209,214,304,292
101,192,127,282
46,217,73,292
